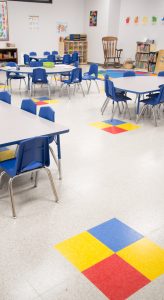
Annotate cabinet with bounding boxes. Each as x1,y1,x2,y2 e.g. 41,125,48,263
135,42,157,72
0,48,18,64
59,35,88,64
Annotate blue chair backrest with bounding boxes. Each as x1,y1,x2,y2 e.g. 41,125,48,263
72,52,79,63
52,51,58,55
47,54,55,62
157,85,164,104
43,51,50,56
29,52,37,56
30,61,43,67
88,64,98,78
158,71,164,76
15,136,50,175
123,71,136,77
32,68,48,84
70,68,82,83
0,91,11,104
104,75,116,99
21,99,36,115
62,54,71,65
39,107,55,122
73,61,79,68
24,54,30,65
6,62,17,67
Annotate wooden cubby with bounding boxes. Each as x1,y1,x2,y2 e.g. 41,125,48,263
0,48,18,64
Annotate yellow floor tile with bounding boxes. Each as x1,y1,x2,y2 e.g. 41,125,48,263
116,123,140,131
54,231,113,271
0,149,15,162
44,100,59,104
117,238,164,280
32,98,39,103
90,122,112,129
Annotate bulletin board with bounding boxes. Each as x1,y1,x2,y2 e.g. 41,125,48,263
155,50,164,73
0,1,9,40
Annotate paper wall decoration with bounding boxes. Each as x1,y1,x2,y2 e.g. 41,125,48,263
134,16,139,24
28,16,39,30
57,22,68,34
152,16,157,25
142,16,148,25
89,11,98,26
125,17,130,24
0,1,9,40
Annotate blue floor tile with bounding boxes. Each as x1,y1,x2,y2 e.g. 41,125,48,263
104,119,126,126
35,96,50,101
88,218,143,252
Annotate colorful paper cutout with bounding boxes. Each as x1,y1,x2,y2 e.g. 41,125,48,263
152,16,157,25
142,16,148,25
89,11,98,26
134,16,139,24
125,17,130,24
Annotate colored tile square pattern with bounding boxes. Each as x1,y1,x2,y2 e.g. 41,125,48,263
54,218,164,299
90,119,140,135
32,96,59,106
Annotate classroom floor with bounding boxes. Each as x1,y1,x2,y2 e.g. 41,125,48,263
0,68,164,300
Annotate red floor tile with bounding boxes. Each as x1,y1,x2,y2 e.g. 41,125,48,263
35,101,47,106
102,126,127,134
83,254,150,300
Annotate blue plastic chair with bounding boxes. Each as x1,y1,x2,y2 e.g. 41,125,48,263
123,71,136,77
21,99,37,115
158,71,164,76
71,52,79,63
31,68,50,97
24,54,30,65
29,61,43,67
29,52,37,56
82,64,100,93
6,62,26,91
0,91,11,104
62,54,71,65
137,85,164,126
39,107,59,175
52,51,58,55
60,67,85,99
0,136,58,218
101,75,132,118
47,54,56,63
43,51,50,56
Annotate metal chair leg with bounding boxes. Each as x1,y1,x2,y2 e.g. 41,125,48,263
48,84,51,98
34,171,38,188
87,81,91,94
0,171,6,189
101,97,109,115
152,107,157,127
80,83,85,97
136,105,146,123
49,145,58,166
44,167,59,202
95,80,100,93
111,102,117,120
8,178,16,218
125,102,131,119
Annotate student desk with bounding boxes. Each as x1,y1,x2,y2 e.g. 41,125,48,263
113,76,164,117
0,101,69,179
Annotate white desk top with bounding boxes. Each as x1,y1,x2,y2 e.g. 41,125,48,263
0,102,69,147
112,76,164,94
0,64,75,75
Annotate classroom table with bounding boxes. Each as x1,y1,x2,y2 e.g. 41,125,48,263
112,76,164,117
0,101,69,179
1,64,75,90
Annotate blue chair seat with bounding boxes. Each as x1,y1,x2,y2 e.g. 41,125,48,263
83,74,96,80
115,94,131,102
0,158,16,177
8,74,26,79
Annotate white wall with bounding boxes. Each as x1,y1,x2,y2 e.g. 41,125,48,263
84,0,110,64
0,0,85,63
118,0,164,62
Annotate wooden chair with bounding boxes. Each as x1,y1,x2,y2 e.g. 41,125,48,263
102,36,123,68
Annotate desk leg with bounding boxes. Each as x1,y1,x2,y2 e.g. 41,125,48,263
57,135,62,180
136,94,141,122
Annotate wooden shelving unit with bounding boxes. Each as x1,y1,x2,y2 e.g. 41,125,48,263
0,48,18,64
59,35,88,64
135,42,157,72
